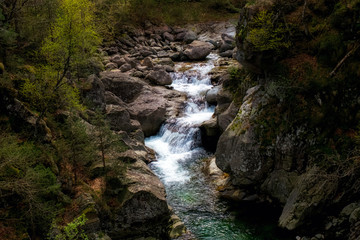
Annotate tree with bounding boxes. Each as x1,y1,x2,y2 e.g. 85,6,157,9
58,115,96,184
92,110,128,168
24,0,101,130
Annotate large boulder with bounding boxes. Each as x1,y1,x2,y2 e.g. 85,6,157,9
100,71,145,103
215,86,272,186
146,70,172,86
105,104,139,133
205,86,220,105
184,40,213,60
106,159,171,239
128,89,167,137
183,30,197,43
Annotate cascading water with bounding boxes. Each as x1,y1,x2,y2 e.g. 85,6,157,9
145,54,286,240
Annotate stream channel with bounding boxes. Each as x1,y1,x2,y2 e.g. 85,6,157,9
145,54,289,240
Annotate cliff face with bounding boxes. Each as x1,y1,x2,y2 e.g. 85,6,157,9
215,0,360,239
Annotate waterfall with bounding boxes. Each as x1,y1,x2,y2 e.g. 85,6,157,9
145,54,286,240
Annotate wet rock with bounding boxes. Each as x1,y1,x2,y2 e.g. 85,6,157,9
205,86,220,105
219,41,234,53
200,117,220,151
146,70,172,86
154,57,174,67
184,40,213,60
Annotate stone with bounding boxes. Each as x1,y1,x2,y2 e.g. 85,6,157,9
100,71,145,103
175,32,187,42
142,57,154,69
200,117,220,151
218,101,239,132
104,91,125,106
219,50,234,58
221,33,235,44
163,32,175,42
279,167,338,230
107,160,171,239
219,41,235,53
128,90,167,136
183,30,197,43
184,40,213,60
205,86,220,105
215,86,272,186
154,57,174,67
105,62,118,70
261,170,298,204
157,50,169,58
146,70,172,86
105,104,137,133
111,55,126,66
120,63,132,72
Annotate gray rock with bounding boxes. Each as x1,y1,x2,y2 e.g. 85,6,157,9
219,41,235,53
205,86,220,105
104,91,125,106
107,159,170,239
184,40,213,60
120,63,132,72
111,55,126,66
218,101,239,132
105,62,118,70
106,104,137,133
163,32,175,42
219,50,234,58
157,50,169,58
175,32,187,42
142,57,154,69
100,71,145,103
146,70,172,86
183,30,197,43
154,57,174,67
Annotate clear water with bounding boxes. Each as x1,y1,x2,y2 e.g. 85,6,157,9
145,54,289,240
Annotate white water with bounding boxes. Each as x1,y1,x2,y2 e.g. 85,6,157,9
145,54,218,184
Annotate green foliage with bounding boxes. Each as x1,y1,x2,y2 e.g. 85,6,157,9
57,115,96,183
246,10,290,52
41,0,101,77
53,214,88,240
0,131,62,235
20,66,85,114
92,111,129,169
225,66,256,102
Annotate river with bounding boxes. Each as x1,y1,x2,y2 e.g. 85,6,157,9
145,54,289,240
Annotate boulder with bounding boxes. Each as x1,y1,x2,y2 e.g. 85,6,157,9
215,86,272,186
279,167,337,230
184,40,213,60
105,62,117,70
105,104,138,133
219,50,234,58
142,57,154,69
146,70,172,86
219,41,235,53
111,55,126,67
106,159,171,239
200,117,220,151
128,90,167,136
205,86,220,105
104,91,126,106
120,63,132,72
154,57,174,67
183,30,197,43
163,32,175,42
218,101,239,132
100,71,145,103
